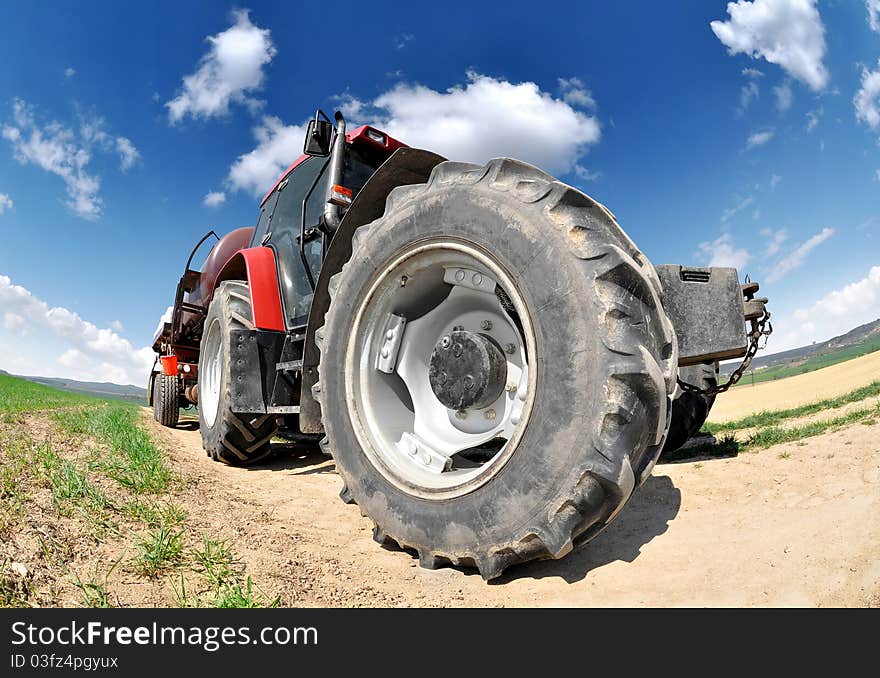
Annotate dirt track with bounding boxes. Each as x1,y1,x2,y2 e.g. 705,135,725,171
709,351,880,423
147,413,880,607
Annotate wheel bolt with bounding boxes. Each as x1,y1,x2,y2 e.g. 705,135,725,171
455,410,467,419
400,275,408,287
504,343,515,354
481,320,492,330
440,335,451,349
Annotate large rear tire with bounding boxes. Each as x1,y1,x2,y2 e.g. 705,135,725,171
661,362,718,456
153,373,180,428
197,280,277,465
314,158,677,580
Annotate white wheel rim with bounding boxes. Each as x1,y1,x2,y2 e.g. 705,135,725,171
345,239,537,499
201,317,222,427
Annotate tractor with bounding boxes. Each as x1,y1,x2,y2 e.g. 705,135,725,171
150,110,770,580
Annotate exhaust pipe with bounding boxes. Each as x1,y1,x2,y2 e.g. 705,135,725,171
323,111,346,233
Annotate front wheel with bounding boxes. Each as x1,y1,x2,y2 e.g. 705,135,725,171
197,280,277,465
661,362,719,456
152,372,180,428
314,158,677,580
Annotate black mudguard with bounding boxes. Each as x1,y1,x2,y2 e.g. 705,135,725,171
298,147,446,433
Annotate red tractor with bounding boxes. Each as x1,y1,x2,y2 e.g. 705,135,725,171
150,111,770,579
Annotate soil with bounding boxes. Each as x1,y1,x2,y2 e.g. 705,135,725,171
142,411,880,607
709,350,880,423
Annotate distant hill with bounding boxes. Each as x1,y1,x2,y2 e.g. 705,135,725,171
0,371,147,404
722,318,880,383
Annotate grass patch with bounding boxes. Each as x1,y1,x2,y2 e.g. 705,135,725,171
132,525,186,576
54,405,172,494
0,373,98,413
122,499,185,529
742,405,878,449
706,380,880,434
70,557,123,608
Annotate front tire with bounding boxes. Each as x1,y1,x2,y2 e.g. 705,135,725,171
315,158,677,580
153,373,180,427
661,362,719,456
197,280,277,465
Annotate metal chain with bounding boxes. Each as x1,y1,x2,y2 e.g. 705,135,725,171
677,305,773,397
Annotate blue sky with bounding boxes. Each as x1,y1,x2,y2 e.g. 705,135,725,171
1,0,879,385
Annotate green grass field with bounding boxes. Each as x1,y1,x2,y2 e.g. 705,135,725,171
732,335,880,386
0,373,277,608
0,372,99,414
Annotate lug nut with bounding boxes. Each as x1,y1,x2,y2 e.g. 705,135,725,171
481,320,492,331
455,410,467,420
504,343,515,354
440,335,451,349
400,275,408,287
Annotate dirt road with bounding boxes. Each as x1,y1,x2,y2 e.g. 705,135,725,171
147,414,880,607
709,350,880,423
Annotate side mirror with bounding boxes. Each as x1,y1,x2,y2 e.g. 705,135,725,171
304,119,334,156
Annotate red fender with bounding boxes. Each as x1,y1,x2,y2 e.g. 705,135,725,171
215,246,285,331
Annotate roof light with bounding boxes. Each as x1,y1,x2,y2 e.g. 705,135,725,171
329,184,353,207
364,128,387,145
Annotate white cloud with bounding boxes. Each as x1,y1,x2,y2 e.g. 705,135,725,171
393,33,414,50
2,99,103,219
203,190,226,207
697,233,751,270
64,67,76,79
855,60,880,131
370,72,601,176
742,67,764,78
167,10,276,124
805,107,822,132
768,266,880,352
227,72,602,196
774,81,793,112
721,195,754,223
740,80,760,112
0,193,12,215
108,319,124,332
0,274,154,385
574,165,601,182
711,0,829,91
761,227,789,255
765,227,833,282
227,116,307,196
558,77,597,109
876,169,880,183
770,173,782,188
869,1,880,32
115,137,140,171
746,130,774,148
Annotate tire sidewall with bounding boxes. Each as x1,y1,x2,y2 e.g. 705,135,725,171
323,186,624,553
198,302,228,451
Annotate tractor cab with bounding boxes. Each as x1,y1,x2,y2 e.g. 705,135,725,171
253,113,407,329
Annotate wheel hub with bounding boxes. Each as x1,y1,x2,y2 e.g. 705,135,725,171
428,330,507,410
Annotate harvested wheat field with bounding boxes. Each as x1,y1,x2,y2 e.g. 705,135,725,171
709,350,880,424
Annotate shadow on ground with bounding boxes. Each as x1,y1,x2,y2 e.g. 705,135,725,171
249,441,335,475
658,434,740,464
495,474,683,584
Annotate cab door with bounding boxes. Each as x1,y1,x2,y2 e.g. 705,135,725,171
263,156,330,328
